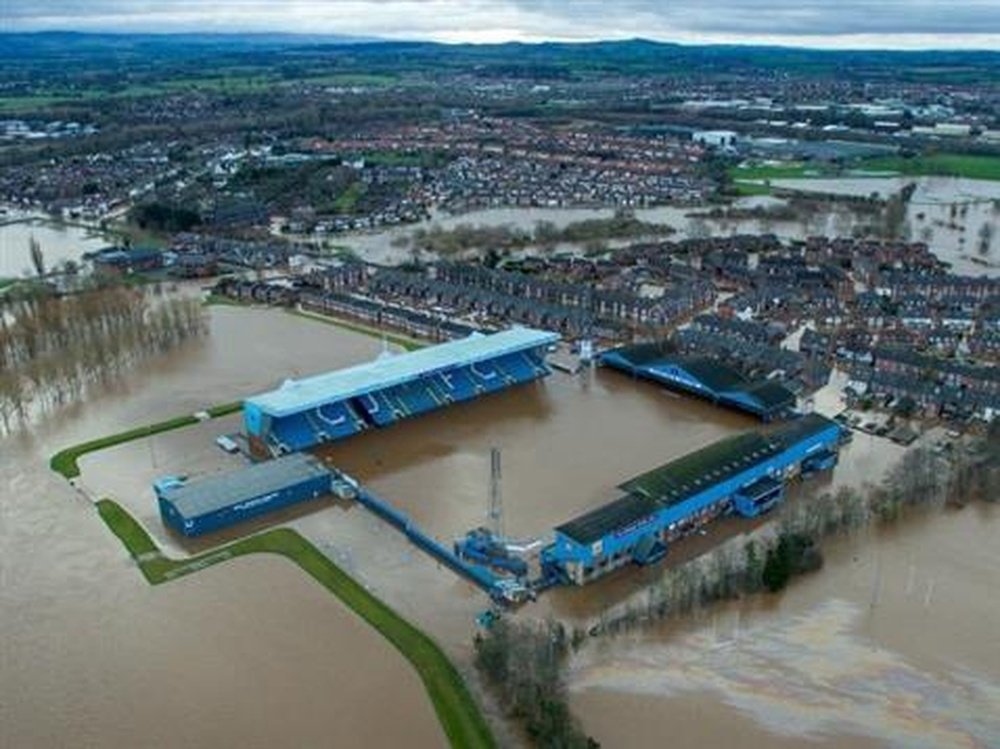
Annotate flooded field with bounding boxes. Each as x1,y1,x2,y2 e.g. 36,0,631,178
768,176,1000,277
0,306,446,749
0,214,109,277
330,176,999,277
319,370,749,541
569,504,1000,749
5,298,998,749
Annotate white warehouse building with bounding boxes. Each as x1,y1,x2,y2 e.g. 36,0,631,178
693,130,739,148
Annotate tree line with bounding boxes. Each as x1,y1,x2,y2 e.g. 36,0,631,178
0,285,206,432
399,211,676,257
474,618,599,749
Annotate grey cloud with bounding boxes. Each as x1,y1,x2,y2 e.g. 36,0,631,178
511,0,1000,36
4,0,1000,40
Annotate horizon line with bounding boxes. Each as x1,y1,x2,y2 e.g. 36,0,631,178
3,29,1000,54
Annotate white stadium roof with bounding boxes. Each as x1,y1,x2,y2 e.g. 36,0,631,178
245,327,559,417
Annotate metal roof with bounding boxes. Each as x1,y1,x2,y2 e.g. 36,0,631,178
555,414,841,545
555,493,660,545
160,453,330,519
768,413,841,448
620,432,781,508
246,327,558,417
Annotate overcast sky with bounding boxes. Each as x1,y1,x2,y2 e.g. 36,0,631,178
5,1,1000,49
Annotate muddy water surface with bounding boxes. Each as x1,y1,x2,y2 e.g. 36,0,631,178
0,306,446,749
6,301,998,749
319,369,750,541
568,485,1000,749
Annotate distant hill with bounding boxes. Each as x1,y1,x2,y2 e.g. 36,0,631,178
0,32,997,83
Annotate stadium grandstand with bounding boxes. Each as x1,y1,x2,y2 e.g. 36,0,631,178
541,413,842,585
600,341,796,421
243,327,559,457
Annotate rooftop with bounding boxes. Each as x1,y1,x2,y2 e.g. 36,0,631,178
245,327,559,417
160,453,330,519
620,432,781,507
555,414,841,545
555,493,660,545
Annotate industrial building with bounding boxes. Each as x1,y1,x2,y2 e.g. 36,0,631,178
155,453,333,537
601,343,796,421
243,327,559,457
541,414,842,585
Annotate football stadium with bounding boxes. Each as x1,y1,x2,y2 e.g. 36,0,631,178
601,342,797,421
243,327,558,457
152,323,843,602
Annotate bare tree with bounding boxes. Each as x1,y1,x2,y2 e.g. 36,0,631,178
28,236,45,278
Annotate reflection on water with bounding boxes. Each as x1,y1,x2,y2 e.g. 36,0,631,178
568,499,1000,749
572,599,999,748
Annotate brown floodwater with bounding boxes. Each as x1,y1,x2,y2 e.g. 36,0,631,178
7,302,998,749
0,306,446,749
567,484,1000,749
319,368,750,542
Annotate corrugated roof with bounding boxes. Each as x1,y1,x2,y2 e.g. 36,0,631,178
554,414,842,545
620,432,781,508
161,453,330,518
744,380,797,409
768,412,840,448
556,493,660,545
246,327,559,417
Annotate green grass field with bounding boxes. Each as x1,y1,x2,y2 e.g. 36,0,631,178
0,71,399,113
858,153,1000,181
730,152,1000,189
332,181,366,214
729,181,776,197
49,401,241,479
96,500,495,748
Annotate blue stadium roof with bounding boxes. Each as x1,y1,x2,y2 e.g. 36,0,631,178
246,327,559,417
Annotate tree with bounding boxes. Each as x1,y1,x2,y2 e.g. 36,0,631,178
977,222,994,257
29,236,45,277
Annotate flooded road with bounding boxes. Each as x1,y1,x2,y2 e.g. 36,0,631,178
0,306,446,749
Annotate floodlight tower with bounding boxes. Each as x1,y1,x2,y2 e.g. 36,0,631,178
488,447,503,538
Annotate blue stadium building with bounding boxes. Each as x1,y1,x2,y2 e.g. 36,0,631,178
541,414,843,585
601,343,796,421
155,453,333,537
244,327,559,457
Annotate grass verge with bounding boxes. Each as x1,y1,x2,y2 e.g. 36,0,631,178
97,499,495,749
49,401,241,479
